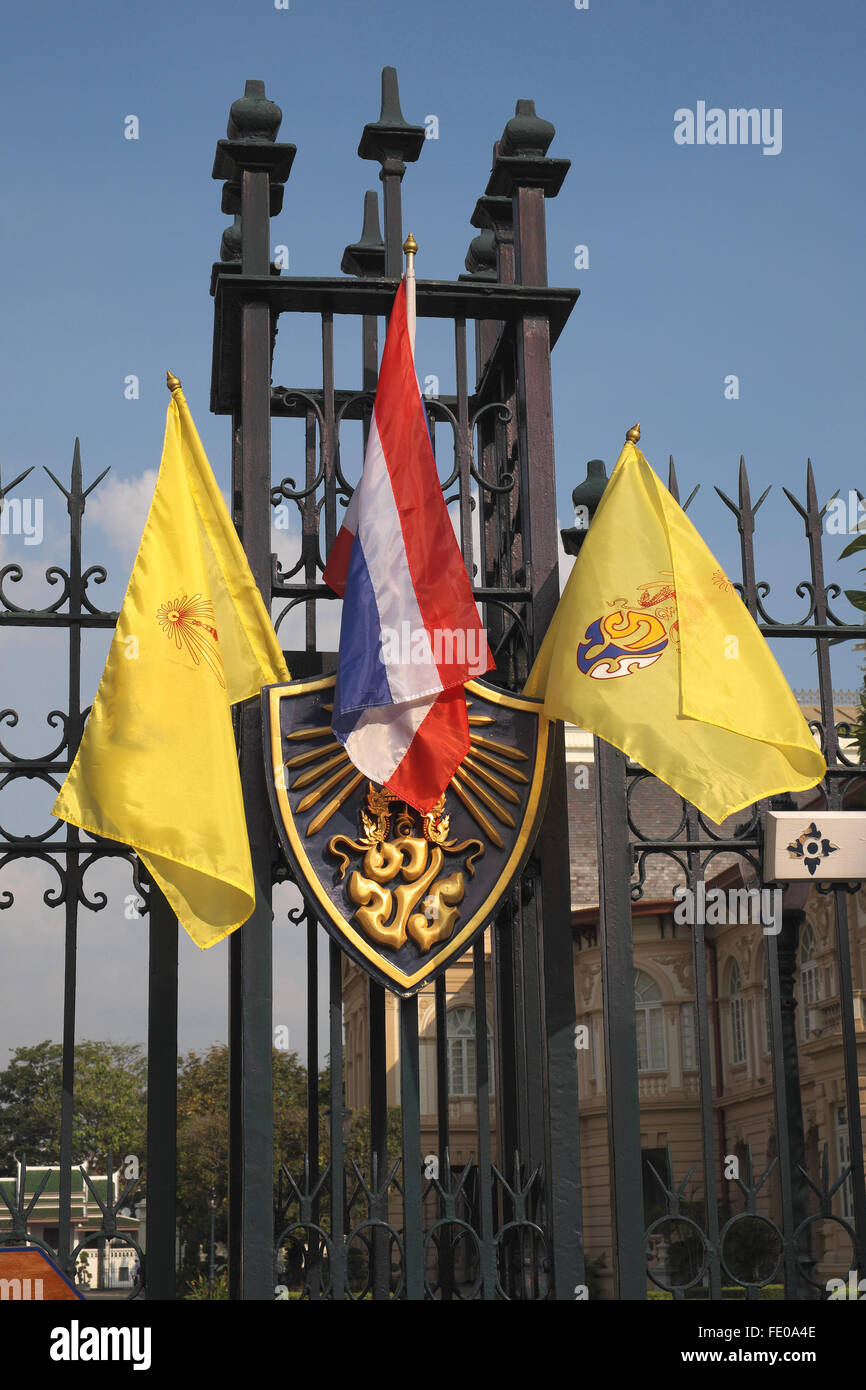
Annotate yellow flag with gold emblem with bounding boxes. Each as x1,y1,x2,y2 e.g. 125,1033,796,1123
52,374,290,948
525,436,825,823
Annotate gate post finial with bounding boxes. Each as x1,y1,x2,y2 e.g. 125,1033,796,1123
359,68,426,278
562,459,609,555
227,79,282,143
341,190,385,278
488,100,569,286
462,229,497,280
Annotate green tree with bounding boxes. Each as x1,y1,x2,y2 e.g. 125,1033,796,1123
0,1039,146,1169
317,1056,402,1172
344,1106,403,1171
176,1043,312,1274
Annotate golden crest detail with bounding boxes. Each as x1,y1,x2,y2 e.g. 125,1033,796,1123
262,676,552,995
326,784,484,954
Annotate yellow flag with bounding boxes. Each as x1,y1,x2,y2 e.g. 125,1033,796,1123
525,441,825,823
52,376,290,948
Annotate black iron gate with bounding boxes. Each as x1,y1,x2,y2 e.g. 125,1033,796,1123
211,69,581,1301
1,68,863,1301
587,455,866,1300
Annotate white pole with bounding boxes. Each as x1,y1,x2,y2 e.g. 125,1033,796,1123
403,233,417,358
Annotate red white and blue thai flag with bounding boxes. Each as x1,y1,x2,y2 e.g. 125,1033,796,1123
323,280,493,813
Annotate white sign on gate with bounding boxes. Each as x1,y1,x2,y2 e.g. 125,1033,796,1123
764,811,866,883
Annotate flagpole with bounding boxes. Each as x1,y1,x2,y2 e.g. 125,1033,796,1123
403,232,417,357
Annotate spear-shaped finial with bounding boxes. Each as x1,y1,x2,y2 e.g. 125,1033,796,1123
166,371,182,394
626,422,641,445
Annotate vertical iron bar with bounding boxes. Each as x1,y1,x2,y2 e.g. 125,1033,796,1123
510,164,583,1294
809,462,865,1264
781,905,814,1294
490,903,520,1173
803,462,865,1265
766,924,800,1294
58,440,85,1275
329,941,346,1300
473,937,496,1299
517,884,545,1170
146,885,178,1299
435,975,449,1165
684,811,722,1299
434,973,454,1299
228,162,275,1300
454,319,473,578
382,179,403,279
368,978,389,1299
306,914,321,1296
537,720,584,1298
507,894,531,1163
804,461,840,771
304,411,317,655
321,313,337,552
501,896,528,1302
733,459,803,1295
595,738,645,1299
306,916,319,1182
57,856,79,1274
830,887,866,1273
362,310,379,445
400,996,423,1299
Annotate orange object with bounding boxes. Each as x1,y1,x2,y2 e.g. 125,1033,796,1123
0,1247,83,1300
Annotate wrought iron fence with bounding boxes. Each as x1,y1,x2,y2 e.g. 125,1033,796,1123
591,455,866,1299
1,67,863,1302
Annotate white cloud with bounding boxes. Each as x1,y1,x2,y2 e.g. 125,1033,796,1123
86,469,158,562
271,502,301,577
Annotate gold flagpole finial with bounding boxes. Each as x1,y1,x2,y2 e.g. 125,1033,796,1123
403,235,418,357
625,422,641,444
166,371,182,394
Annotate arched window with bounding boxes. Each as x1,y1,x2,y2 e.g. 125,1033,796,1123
799,924,819,1039
727,959,746,1065
634,970,665,1072
446,1008,493,1098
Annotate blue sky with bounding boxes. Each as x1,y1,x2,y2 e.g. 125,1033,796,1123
1,0,864,1063
2,0,864,667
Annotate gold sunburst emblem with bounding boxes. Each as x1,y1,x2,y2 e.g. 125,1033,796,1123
278,701,529,954
156,593,225,688
265,676,551,995
712,568,736,595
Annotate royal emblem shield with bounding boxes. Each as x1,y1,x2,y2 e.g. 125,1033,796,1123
263,676,553,996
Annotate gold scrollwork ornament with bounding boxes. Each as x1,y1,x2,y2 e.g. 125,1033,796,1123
327,784,484,953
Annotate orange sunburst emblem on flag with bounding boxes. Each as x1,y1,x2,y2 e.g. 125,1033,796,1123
156,594,226,688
